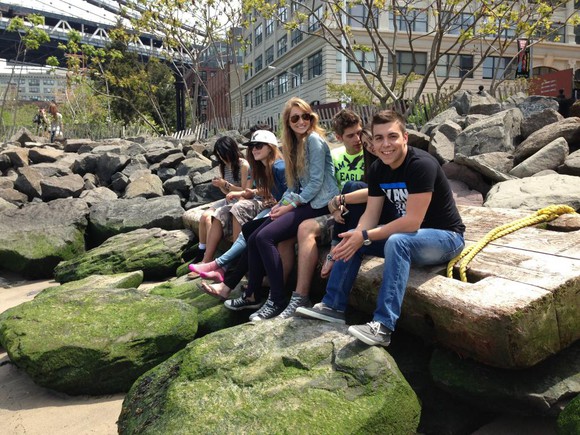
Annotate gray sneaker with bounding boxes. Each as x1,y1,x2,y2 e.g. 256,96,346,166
249,298,284,321
295,302,345,324
348,321,392,347
278,292,312,319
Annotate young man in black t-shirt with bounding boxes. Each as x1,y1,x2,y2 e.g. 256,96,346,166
297,110,465,346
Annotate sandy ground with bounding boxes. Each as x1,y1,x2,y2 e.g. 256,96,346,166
0,276,558,435
0,278,123,435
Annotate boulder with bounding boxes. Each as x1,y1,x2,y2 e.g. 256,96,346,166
118,319,421,434
95,152,130,185
442,162,492,195
509,137,569,178
124,172,163,199
40,173,85,201
0,187,28,206
0,197,17,211
0,285,198,395
430,342,580,416
0,152,11,171
144,147,183,165
3,147,29,168
428,120,462,164
88,195,185,245
560,149,580,176
14,166,43,199
450,90,502,116
0,198,89,278
53,227,194,282
484,174,580,210
516,95,560,118
455,109,523,157
175,155,213,177
9,127,34,146
28,146,64,164
36,271,145,299
557,394,580,434
420,107,462,137
520,108,563,139
514,117,580,164
407,129,430,151
454,152,515,183
148,275,248,336
78,186,118,205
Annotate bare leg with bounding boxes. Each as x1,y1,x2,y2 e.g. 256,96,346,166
198,210,213,244
278,237,297,285
294,219,321,297
203,217,223,263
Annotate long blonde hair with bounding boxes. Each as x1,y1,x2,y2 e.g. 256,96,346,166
281,97,325,189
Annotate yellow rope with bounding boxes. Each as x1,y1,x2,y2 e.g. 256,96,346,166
447,204,577,282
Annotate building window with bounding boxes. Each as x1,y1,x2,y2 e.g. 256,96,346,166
254,85,263,106
389,51,427,75
255,23,263,46
308,50,323,79
482,56,516,80
390,9,428,32
265,19,274,37
436,54,474,78
291,62,303,88
277,35,288,57
244,62,252,80
266,79,275,100
537,22,566,42
244,39,252,57
309,7,322,31
291,0,304,13
278,6,287,23
265,46,274,66
347,50,376,73
277,73,289,95
29,87,40,93
348,4,379,27
255,55,263,73
291,27,303,46
444,12,474,35
244,92,252,108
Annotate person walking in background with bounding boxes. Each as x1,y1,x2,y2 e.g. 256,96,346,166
229,97,339,321
48,102,63,143
33,107,48,136
297,110,465,347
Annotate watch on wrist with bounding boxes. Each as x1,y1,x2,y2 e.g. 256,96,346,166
362,230,372,246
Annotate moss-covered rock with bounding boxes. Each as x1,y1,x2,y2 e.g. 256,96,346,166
118,319,421,434
557,393,580,434
430,343,580,416
36,271,144,299
0,286,198,395
53,228,194,283
0,198,89,278
148,275,248,336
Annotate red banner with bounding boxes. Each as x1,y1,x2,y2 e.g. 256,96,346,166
528,69,574,98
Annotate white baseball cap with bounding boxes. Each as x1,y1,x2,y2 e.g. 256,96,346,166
248,130,279,148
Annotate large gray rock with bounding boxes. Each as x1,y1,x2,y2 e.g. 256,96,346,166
514,117,580,164
428,120,462,164
88,195,185,245
124,172,163,199
509,137,569,178
118,319,421,434
0,285,198,395
420,107,463,137
0,187,28,206
40,173,85,201
455,109,523,157
96,152,130,185
454,152,515,183
442,162,492,195
14,166,43,199
144,147,183,164
484,174,580,210
53,227,194,282
28,146,64,164
78,186,118,205
560,149,580,176
2,147,29,168
520,108,563,139
175,154,213,177
0,197,17,211
516,95,560,118
430,343,580,416
0,198,89,278
450,90,502,116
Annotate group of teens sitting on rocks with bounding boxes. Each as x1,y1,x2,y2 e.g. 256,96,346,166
185,98,465,347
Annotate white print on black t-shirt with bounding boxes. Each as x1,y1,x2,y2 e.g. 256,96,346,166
380,182,407,217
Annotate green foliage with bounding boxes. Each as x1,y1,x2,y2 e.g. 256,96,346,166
327,82,374,105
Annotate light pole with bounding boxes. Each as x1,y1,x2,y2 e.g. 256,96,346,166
268,65,301,98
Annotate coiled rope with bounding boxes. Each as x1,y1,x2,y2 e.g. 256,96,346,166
447,204,577,282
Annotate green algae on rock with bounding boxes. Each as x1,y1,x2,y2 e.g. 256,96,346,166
118,318,420,434
53,228,194,283
0,287,198,395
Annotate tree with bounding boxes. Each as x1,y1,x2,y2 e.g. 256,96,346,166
0,14,50,131
244,0,580,114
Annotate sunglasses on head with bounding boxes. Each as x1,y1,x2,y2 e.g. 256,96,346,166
249,142,267,150
290,113,312,124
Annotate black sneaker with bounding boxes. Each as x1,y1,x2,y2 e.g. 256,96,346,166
249,298,284,321
348,321,392,347
295,302,345,324
278,292,312,319
224,295,263,311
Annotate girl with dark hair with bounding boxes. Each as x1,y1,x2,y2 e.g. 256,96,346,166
191,136,250,264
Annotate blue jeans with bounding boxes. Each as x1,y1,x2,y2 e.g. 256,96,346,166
322,228,464,331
